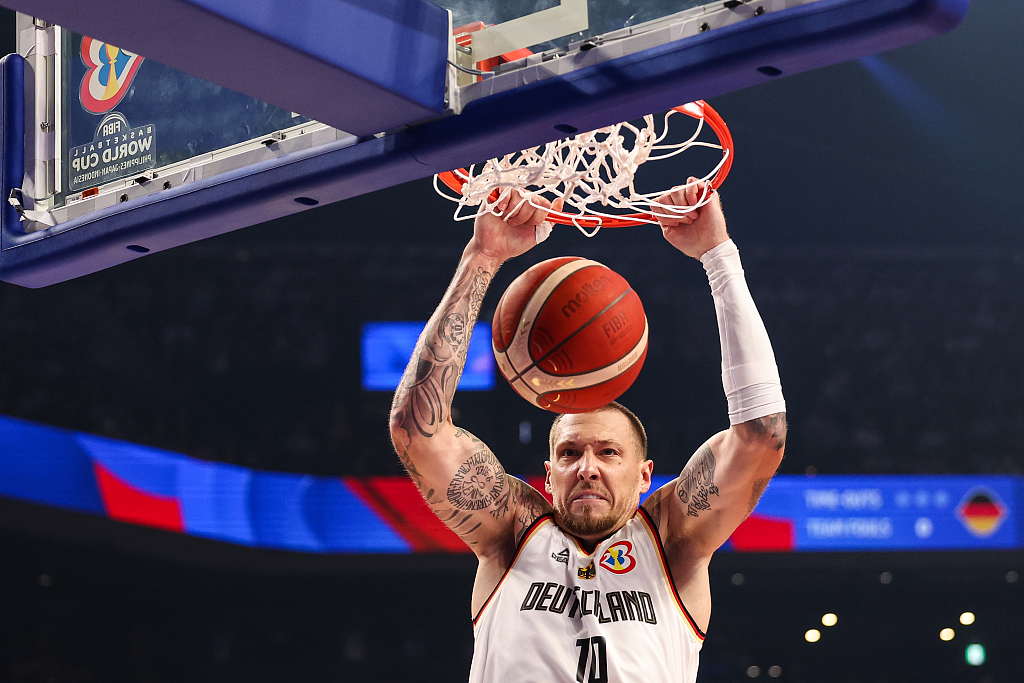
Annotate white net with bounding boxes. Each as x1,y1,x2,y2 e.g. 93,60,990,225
434,106,730,237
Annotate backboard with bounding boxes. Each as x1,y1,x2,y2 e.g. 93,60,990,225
0,0,968,287
15,20,337,231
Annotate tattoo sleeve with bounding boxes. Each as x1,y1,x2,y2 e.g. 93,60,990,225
447,450,506,510
512,482,547,543
389,254,551,549
390,260,491,446
422,451,544,547
746,412,788,451
676,444,720,518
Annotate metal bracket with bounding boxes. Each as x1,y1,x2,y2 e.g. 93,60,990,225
469,0,589,63
8,188,57,227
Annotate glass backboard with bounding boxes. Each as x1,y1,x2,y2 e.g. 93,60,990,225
440,0,714,51
60,29,312,196
13,17,352,239
0,0,968,287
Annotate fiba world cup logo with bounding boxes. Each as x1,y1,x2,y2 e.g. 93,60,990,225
600,541,636,574
79,37,145,114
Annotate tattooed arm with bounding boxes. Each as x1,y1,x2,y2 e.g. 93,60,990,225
639,179,786,631
641,178,787,552
642,414,787,555
639,415,785,634
389,193,554,584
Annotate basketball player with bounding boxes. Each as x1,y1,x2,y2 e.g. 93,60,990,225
389,179,786,682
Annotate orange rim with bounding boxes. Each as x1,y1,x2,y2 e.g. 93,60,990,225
437,100,734,229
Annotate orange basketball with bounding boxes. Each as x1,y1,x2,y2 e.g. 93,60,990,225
492,257,648,413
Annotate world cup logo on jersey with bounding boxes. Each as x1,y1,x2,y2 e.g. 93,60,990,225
79,37,145,114
600,541,636,574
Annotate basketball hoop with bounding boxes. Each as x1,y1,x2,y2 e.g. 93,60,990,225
434,100,734,236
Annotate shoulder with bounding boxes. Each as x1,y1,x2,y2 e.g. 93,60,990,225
509,477,554,545
472,483,553,607
477,475,553,562
640,479,674,529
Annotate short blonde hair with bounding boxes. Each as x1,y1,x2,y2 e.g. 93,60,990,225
548,401,648,461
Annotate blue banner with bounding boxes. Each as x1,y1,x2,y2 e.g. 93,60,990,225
646,474,1022,551
1,413,1021,554
754,475,1019,551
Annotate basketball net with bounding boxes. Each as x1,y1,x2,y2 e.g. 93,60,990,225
434,100,734,238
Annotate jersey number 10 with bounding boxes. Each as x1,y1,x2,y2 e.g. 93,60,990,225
575,636,608,683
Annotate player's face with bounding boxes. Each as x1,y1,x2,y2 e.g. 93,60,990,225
545,410,653,542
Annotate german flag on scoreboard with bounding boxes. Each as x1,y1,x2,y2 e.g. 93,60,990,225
956,489,1006,538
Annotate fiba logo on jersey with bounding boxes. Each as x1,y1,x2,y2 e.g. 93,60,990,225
600,541,636,574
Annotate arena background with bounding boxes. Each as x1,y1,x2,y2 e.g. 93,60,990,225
1,3,1023,682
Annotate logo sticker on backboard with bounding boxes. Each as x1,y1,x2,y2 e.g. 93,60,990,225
79,37,145,114
67,112,156,192
600,541,636,574
956,488,1006,538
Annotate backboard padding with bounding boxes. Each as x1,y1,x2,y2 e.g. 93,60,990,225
0,0,969,287
0,0,450,137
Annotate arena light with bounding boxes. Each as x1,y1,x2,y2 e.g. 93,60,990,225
965,644,986,666
939,628,955,641
822,613,838,627
960,612,975,625
805,629,821,643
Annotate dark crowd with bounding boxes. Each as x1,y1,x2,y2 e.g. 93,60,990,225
0,208,1021,481
1,191,1022,683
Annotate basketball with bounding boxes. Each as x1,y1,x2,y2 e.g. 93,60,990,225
491,257,648,413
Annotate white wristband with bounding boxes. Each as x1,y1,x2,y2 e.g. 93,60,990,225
700,239,786,424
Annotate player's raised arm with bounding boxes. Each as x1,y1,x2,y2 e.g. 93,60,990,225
389,193,555,561
642,178,787,560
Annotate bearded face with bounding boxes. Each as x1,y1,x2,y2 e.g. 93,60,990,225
545,411,652,543
554,486,628,536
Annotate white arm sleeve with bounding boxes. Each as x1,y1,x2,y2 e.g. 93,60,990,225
700,239,786,424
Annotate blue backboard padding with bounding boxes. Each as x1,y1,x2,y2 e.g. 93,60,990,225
189,0,449,116
0,131,365,266
407,0,970,170
0,0,968,288
0,416,104,514
362,321,494,391
0,0,448,137
0,414,410,552
0,54,23,235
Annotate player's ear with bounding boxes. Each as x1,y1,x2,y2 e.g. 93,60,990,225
544,460,553,493
639,459,654,493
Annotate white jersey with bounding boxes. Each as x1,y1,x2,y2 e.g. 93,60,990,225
469,509,704,683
